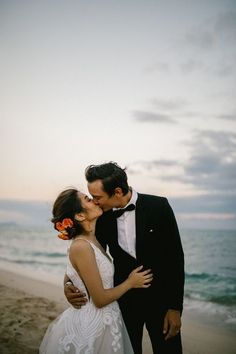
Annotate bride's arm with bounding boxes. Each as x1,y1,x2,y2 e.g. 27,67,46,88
69,239,152,308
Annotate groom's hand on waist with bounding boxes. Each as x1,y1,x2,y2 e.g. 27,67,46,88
64,281,88,309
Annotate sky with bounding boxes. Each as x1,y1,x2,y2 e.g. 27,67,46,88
1,0,236,229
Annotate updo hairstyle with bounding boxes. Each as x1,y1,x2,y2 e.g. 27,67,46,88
51,188,84,239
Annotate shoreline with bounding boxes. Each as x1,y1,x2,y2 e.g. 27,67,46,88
0,264,236,354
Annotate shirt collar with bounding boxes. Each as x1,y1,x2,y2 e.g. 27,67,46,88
113,188,137,211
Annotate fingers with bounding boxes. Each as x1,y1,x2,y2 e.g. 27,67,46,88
65,285,88,308
141,268,152,275
67,296,87,308
163,310,181,340
143,272,153,281
133,266,153,274
163,316,169,338
144,273,153,279
133,265,144,272
142,283,152,288
163,317,181,340
141,275,153,287
68,292,87,299
66,290,87,307
64,284,87,298
64,284,80,293
130,266,154,288
69,300,86,309
140,268,153,286
164,325,180,340
143,277,153,285
132,266,153,276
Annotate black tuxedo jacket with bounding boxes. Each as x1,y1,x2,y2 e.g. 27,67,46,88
96,193,185,314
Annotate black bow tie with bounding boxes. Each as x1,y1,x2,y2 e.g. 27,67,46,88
113,204,135,218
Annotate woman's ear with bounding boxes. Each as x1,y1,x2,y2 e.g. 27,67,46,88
75,212,86,222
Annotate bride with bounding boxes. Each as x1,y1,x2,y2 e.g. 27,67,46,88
39,188,153,354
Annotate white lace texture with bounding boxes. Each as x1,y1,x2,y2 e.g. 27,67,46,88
40,241,132,354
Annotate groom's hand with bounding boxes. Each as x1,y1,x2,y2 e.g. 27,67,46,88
163,309,181,340
64,282,87,309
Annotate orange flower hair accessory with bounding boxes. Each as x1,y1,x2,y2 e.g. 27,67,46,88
58,232,69,240
56,218,74,240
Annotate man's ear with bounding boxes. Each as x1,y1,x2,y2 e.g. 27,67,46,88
114,187,123,197
75,212,86,222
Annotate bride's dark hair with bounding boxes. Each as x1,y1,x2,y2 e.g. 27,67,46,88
51,188,84,239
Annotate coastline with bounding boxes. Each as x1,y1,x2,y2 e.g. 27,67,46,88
0,264,235,354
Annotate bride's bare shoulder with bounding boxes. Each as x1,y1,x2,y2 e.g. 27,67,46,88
69,238,93,256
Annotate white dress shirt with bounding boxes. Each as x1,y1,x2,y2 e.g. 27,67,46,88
113,189,138,259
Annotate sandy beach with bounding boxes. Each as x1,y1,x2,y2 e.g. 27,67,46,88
0,264,235,354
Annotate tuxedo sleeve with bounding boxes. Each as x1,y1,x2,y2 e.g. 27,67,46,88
162,198,185,312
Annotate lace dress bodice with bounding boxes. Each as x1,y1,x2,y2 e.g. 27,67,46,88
40,240,134,354
66,240,114,297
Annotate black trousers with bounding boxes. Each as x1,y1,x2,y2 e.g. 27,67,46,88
120,303,182,354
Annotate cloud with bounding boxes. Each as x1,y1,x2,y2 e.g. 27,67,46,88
132,110,176,124
180,59,206,74
214,11,236,41
184,10,236,51
161,130,236,194
180,10,236,82
214,62,235,77
145,159,177,167
170,194,236,214
144,61,170,74
127,159,178,175
179,57,235,77
185,29,214,50
132,97,206,126
127,130,236,226
150,98,188,111
130,130,236,196
217,114,236,121
183,130,236,193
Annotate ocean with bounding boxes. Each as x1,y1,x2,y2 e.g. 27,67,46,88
0,224,235,330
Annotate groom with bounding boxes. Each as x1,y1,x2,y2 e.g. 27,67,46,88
65,162,185,354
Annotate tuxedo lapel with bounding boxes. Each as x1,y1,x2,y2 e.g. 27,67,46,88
105,210,119,247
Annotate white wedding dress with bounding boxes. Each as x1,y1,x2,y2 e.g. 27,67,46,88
39,240,134,354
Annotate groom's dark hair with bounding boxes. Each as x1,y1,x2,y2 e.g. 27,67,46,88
85,162,129,197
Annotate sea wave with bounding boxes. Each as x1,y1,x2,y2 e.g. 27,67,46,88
185,272,235,282
209,295,236,306
30,251,65,257
0,256,65,268
185,271,236,306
